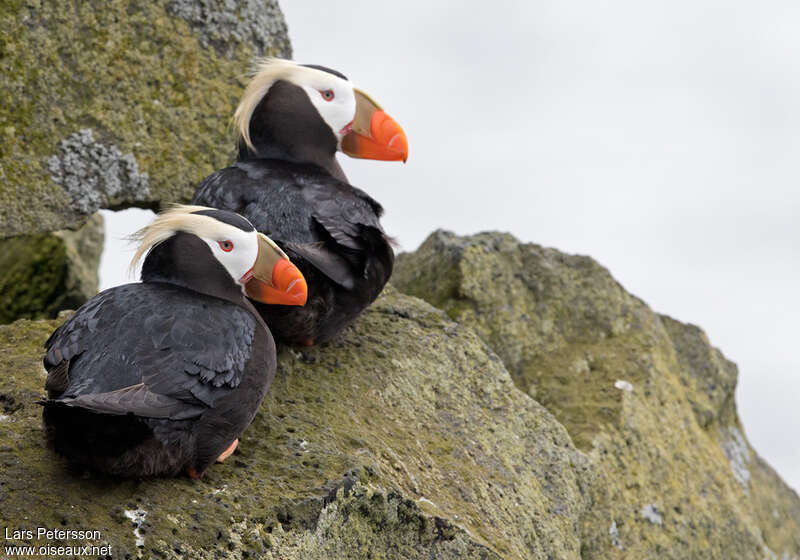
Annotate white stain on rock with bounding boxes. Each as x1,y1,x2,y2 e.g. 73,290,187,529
609,520,623,550
721,426,751,490
124,508,147,551
640,503,663,525
614,380,633,392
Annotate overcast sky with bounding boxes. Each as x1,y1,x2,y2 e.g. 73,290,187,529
100,0,800,492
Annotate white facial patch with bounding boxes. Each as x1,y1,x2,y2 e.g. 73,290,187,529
200,227,259,290
298,73,357,147
234,59,358,151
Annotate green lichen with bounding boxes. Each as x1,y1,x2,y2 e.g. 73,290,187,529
0,0,290,237
0,213,102,324
394,230,800,559
0,234,67,323
0,289,597,559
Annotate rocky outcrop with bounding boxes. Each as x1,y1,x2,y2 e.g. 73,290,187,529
0,288,600,560
0,213,104,324
2,230,798,558
0,0,290,238
394,230,800,559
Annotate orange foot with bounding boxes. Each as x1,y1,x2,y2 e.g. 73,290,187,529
187,467,201,479
301,338,314,347
216,439,239,463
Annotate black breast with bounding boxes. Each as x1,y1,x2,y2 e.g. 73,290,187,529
192,159,394,344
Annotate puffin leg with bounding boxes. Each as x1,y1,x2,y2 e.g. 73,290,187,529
187,467,201,479
216,439,239,462
301,338,314,347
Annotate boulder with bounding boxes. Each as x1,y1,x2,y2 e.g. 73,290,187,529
0,212,104,324
0,0,291,238
0,288,600,560
394,230,800,559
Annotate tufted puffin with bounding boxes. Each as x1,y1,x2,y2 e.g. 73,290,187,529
40,205,308,478
191,58,407,346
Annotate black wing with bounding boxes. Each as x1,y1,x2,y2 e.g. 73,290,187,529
192,160,390,289
43,283,256,420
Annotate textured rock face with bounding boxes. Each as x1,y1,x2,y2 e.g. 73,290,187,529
394,230,800,559
0,0,291,238
0,288,599,560
0,213,104,324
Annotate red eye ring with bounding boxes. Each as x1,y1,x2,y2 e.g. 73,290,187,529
320,89,335,101
218,240,234,252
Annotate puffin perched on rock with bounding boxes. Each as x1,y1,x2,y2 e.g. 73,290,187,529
192,58,407,345
40,205,307,478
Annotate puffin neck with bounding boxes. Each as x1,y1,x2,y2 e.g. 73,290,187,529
140,232,246,306
238,140,348,183
237,80,348,183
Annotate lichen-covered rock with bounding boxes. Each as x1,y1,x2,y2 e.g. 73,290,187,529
0,213,103,324
0,288,599,559
0,0,291,238
394,230,800,559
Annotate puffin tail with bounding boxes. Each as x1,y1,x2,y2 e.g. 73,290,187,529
41,403,150,467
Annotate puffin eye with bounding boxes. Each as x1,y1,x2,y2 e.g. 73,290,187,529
218,240,234,252
320,89,335,101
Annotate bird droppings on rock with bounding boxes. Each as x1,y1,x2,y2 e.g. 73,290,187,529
721,426,752,491
124,508,147,549
211,485,228,496
640,504,663,525
609,520,623,550
614,379,634,392
47,129,150,215
166,0,291,58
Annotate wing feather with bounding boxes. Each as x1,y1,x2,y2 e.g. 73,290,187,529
43,284,256,419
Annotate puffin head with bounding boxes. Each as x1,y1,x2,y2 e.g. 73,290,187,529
234,58,408,166
131,205,308,306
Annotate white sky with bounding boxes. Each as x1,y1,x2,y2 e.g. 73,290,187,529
100,0,800,492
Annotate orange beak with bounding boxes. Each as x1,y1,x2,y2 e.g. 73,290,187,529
243,234,308,306
341,89,408,162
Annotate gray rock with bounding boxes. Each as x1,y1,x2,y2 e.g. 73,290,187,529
0,0,291,238
47,129,150,215
0,288,599,559
394,230,800,559
167,0,292,58
721,425,752,491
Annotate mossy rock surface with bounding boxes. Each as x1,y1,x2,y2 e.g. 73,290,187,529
0,288,599,559
0,212,103,324
0,0,290,238
394,230,800,559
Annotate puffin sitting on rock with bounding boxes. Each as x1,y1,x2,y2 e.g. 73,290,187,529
40,205,307,478
191,58,407,346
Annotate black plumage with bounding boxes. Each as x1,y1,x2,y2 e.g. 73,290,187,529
192,62,401,345
193,159,393,345
39,212,302,478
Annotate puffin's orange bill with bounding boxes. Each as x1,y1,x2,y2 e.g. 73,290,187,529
244,234,308,306
246,259,307,306
341,89,408,162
